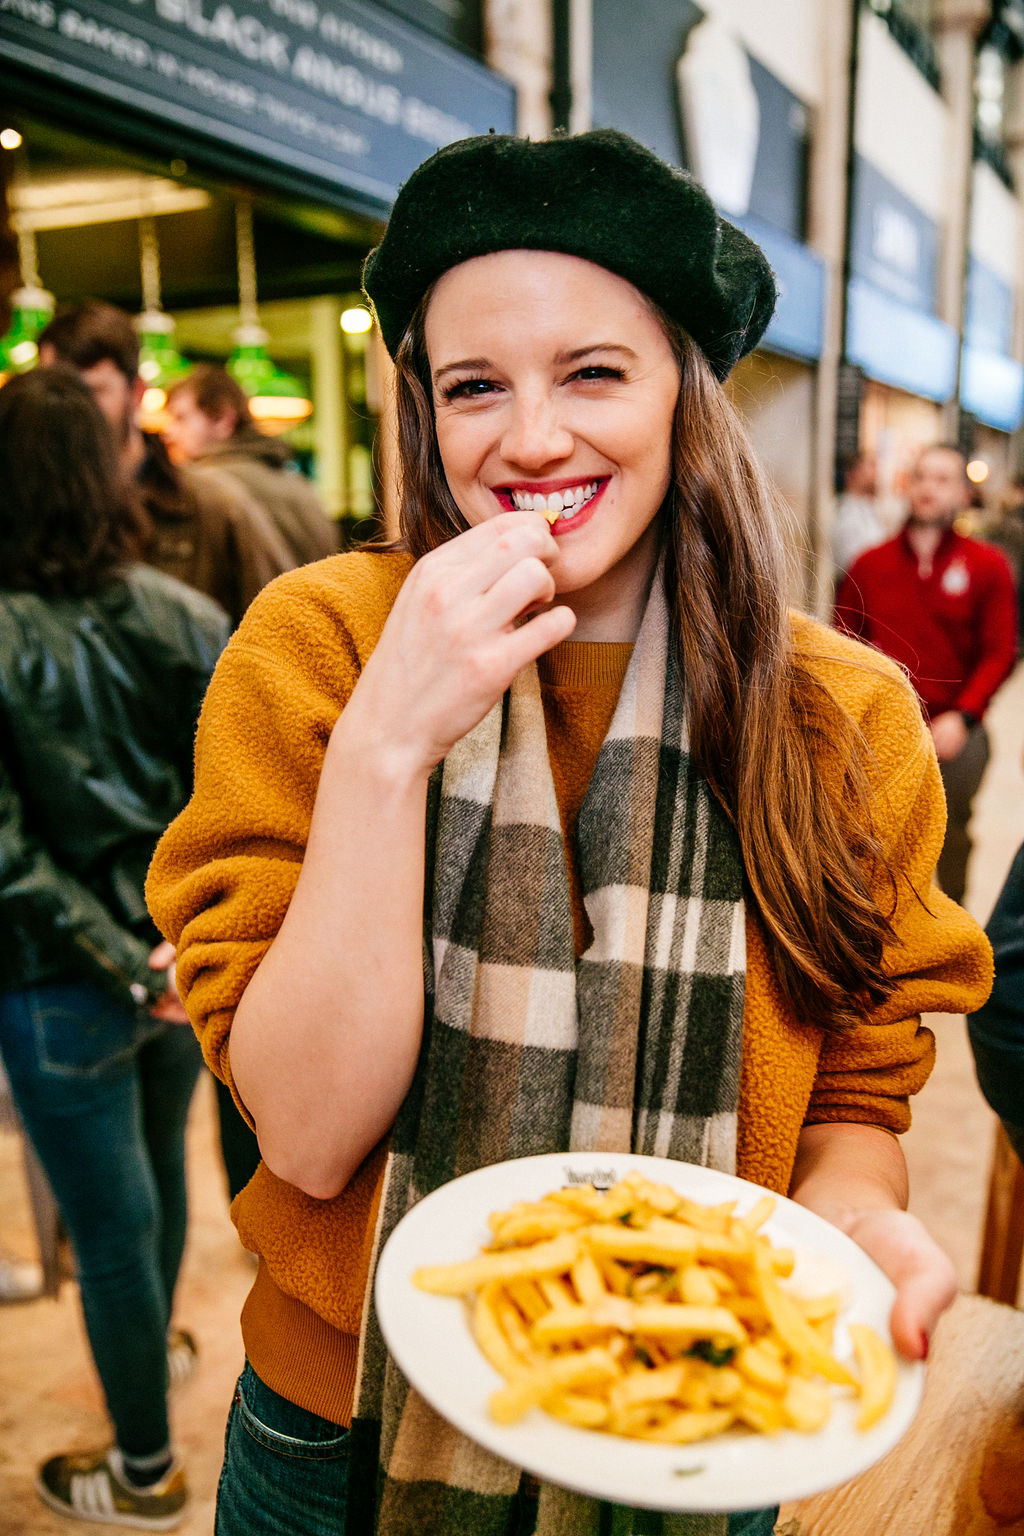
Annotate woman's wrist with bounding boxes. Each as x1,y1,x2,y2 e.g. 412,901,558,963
328,689,438,791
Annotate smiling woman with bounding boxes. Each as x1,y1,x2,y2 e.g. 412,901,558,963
146,129,993,1536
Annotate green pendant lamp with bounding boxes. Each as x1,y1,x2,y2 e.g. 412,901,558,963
0,228,54,379
134,216,190,423
226,198,312,431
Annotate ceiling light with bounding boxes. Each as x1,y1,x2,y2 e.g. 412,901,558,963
226,199,312,431
134,217,191,430
0,128,23,151
227,324,313,429
341,307,373,334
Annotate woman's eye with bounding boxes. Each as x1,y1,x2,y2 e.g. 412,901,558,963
571,365,627,383
441,378,499,401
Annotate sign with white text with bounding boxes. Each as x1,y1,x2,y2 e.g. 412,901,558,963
0,0,514,207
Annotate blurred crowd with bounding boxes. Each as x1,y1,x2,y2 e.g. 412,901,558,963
0,297,342,1488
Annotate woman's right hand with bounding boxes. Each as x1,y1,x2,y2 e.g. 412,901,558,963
230,514,575,1198
342,512,576,778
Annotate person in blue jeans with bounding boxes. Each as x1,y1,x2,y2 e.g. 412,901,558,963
0,366,229,1528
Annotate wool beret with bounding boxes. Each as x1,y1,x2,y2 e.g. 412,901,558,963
362,128,777,381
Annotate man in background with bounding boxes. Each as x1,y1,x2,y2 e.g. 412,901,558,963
835,443,1017,905
38,303,295,628
164,365,336,566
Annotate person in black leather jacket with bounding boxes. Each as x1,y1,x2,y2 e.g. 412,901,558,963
968,841,1024,1162
0,368,230,1529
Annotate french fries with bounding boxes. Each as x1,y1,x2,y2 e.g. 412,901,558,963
411,1170,899,1446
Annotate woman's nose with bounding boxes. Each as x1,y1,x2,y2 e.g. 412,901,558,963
499,392,574,471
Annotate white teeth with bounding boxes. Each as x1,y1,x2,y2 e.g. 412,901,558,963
509,482,600,515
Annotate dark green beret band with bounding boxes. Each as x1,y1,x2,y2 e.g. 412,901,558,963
362,128,777,381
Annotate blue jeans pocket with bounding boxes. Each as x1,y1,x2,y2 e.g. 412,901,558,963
236,1376,351,1463
216,1366,351,1536
27,985,159,1079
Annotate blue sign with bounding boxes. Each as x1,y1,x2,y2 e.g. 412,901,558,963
965,258,1015,354
0,0,514,208
961,345,1024,432
846,276,958,402
849,155,939,314
733,213,825,361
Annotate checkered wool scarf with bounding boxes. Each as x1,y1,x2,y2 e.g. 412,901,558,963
346,573,747,1536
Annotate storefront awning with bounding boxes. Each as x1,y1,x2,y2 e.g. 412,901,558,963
0,0,515,212
845,276,958,402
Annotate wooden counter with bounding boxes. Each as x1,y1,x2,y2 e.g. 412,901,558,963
777,1292,1024,1535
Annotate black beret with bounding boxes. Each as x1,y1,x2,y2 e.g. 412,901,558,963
362,129,777,381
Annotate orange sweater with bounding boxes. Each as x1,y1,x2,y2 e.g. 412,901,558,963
147,551,993,1424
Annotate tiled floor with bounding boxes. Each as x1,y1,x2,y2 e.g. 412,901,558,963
0,662,1022,1535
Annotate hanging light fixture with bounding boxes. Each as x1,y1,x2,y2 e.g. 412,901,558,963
134,214,190,426
0,225,55,381
226,197,312,432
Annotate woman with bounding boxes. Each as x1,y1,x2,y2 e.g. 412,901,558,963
148,131,992,1536
0,366,229,1528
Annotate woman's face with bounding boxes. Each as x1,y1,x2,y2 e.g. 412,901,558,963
424,250,681,637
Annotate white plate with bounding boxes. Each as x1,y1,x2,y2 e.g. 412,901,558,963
374,1151,925,1513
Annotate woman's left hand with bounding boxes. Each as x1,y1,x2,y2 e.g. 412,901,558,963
819,1205,957,1360
788,1122,958,1361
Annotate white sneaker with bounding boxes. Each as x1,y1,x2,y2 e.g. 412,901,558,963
165,1327,198,1391
36,1446,187,1530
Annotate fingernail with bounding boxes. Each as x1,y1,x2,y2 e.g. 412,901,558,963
919,1332,929,1361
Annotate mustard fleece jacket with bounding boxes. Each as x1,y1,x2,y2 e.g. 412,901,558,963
147,550,993,1351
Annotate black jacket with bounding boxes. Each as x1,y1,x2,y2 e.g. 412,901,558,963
968,840,1024,1151
0,565,229,1005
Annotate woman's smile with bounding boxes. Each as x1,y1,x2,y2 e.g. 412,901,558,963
495,476,607,527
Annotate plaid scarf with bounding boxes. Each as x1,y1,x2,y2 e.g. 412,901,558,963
346,574,747,1536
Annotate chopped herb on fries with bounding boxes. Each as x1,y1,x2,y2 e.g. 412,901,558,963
412,1170,897,1444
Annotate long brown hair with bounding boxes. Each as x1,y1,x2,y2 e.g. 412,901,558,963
392,301,899,1032
0,366,148,597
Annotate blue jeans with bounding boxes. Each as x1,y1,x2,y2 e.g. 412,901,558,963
216,1364,778,1535
216,1363,351,1536
0,981,202,1457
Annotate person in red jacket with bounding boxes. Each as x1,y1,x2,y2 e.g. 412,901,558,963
835,443,1017,904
